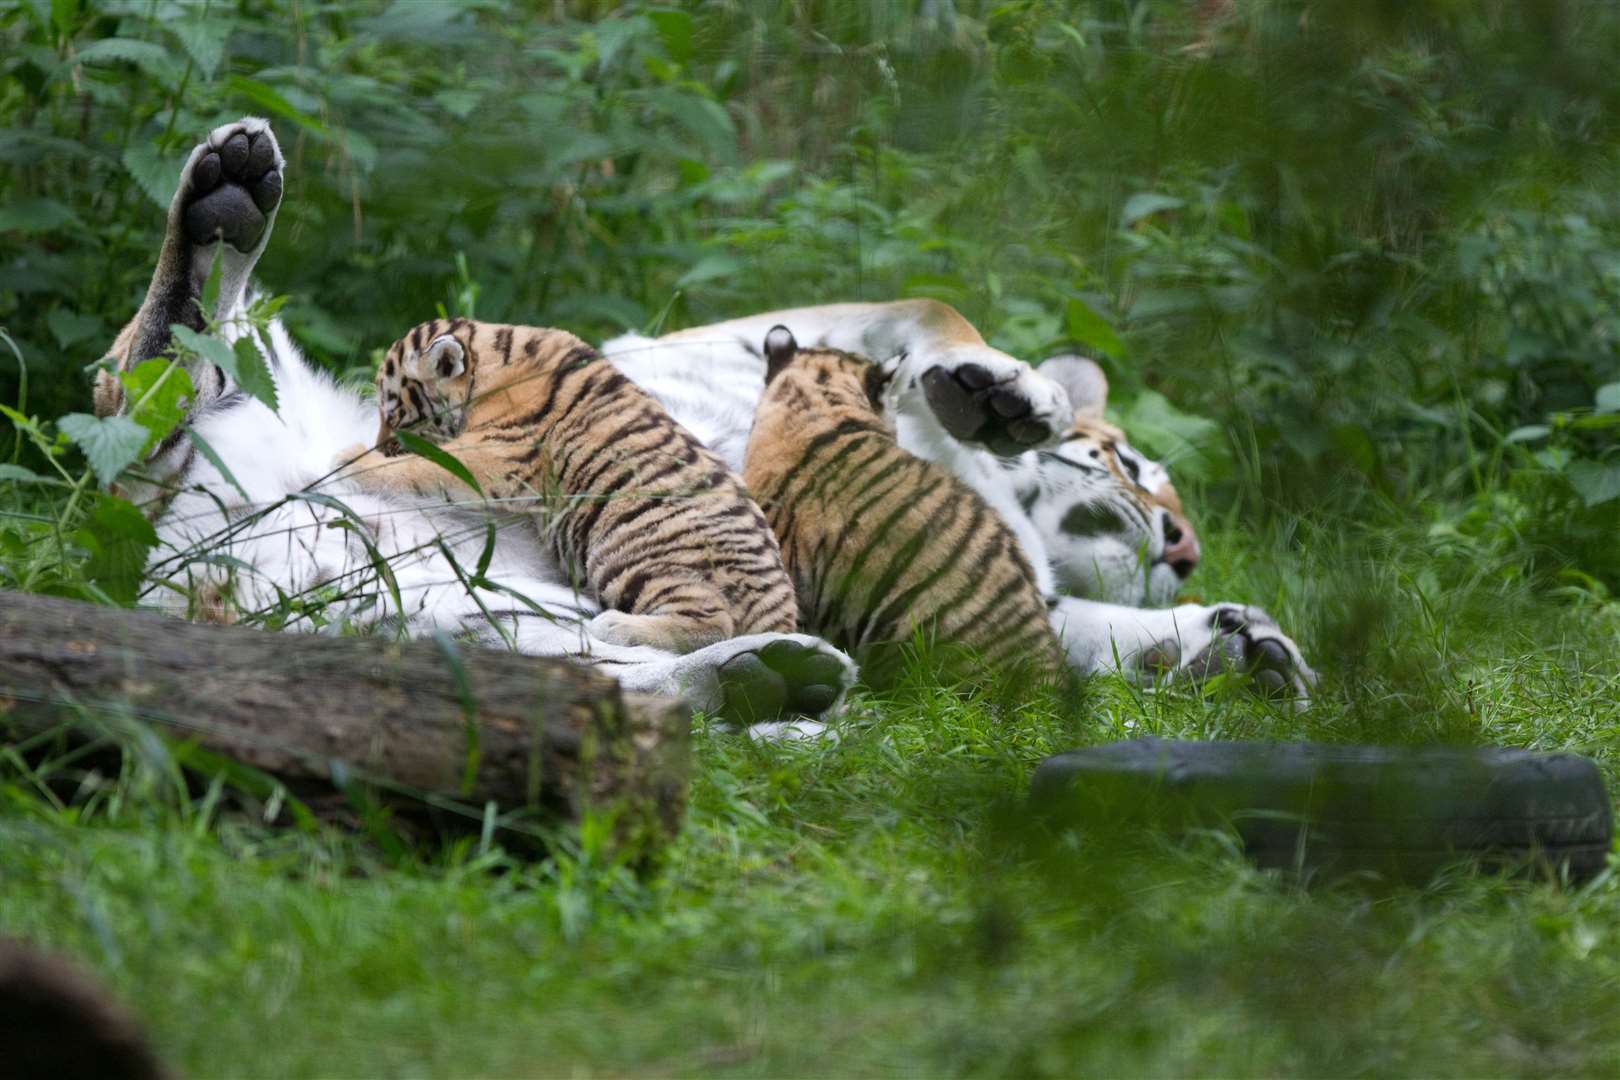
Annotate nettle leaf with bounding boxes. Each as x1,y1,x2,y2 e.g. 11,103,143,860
1122,192,1184,226
50,0,76,35
434,88,484,120
1111,391,1227,483
1064,297,1126,359
0,197,81,233
46,307,104,349
77,494,159,606
170,322,234,368
123,141,185,210
394,430,483,495
118,358,195,453
1504,424,1552,444
1566,459,1620,507
647,8,694,63
199,242,224,319
171,19,229,78
73,37,180,84
225,75,333,139
231,336,279,410
58,413,149,487
0,463,56,486
170,325,279,411
675,253,743,289
660,93,737,162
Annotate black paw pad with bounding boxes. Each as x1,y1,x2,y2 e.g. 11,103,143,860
717,653,787,722
716,641,848,725
1207,606,1303,698
1246,638,1296,698
921,365,1057,458
956,363,995,390
1252,638,1290,671
988,386,1032,420
182,128,282,252
1140,639,1181,673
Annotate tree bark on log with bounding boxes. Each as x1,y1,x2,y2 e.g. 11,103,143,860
0,591,689,848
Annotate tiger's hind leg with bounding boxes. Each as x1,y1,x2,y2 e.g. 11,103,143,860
714,637,852,726
95,118,285,418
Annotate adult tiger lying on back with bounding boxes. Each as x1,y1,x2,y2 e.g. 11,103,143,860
333,318,798,655
96,117,1314,724
745,328,1066,686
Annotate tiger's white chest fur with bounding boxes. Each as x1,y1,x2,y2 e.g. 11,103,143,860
602,332,764,473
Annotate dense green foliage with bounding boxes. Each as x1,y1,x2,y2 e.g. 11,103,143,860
2,0,1619,1075
5,0,1620,585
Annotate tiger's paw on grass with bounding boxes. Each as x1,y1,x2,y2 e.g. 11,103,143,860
715,638,852,727
1143,604,1318,709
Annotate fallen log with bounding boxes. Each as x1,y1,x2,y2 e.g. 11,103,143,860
0,591,689,849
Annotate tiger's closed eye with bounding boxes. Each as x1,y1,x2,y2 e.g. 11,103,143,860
1115,448,1142,485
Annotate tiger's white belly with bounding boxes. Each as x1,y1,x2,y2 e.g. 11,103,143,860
602,332,764,473
145,321,855,718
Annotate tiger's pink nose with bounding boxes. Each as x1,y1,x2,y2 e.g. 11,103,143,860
1162,512,1200,578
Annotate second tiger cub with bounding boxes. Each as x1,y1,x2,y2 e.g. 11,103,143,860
743,327,1068,686
335,318,797,653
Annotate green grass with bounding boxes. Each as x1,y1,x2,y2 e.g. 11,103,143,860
5,518,1617,1077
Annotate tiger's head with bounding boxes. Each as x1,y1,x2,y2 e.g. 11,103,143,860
763,325,890,411
1012,355,1200,607
376,321,474,447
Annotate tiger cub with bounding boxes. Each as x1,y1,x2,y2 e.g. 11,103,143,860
335,317,797,653
743,327,1067,687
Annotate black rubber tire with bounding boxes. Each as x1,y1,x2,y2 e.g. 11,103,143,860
1031,738,1614,884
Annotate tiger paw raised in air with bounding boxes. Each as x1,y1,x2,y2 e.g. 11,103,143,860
917,346,1074,456
93,118,287,421
180,118,284,253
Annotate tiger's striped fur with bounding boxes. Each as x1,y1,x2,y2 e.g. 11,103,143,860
743,328,1067,686
337,317,798,654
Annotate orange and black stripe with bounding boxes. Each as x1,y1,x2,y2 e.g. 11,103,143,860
376,318,797,653
744,329,1066,687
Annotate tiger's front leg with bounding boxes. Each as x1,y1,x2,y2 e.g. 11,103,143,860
94,118,285,420
1049,596,1318,708
898,343,1074,458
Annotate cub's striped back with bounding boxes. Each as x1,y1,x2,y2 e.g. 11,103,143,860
362,317,797,654
742,328,1067,687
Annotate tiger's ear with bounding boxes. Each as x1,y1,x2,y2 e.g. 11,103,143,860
424,335,466,380
1039,354,1108,421
763,325,798,383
